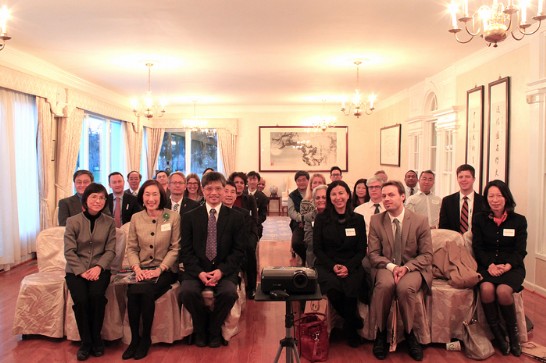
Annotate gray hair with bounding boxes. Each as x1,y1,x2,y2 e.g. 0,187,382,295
366,176,383,186
312,184,328,201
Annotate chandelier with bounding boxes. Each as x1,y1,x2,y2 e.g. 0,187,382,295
448,0,546,47
340,61,377,118
131,63,166,119
0,5,11,52
312,100,336,131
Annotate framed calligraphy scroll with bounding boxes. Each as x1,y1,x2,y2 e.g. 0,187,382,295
466,85,484,192
487,77,510,185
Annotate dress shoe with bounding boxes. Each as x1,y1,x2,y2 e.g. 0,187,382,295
208,335,222,348
247,289,256,300
134,339,151,360
405,330,423,361
76,346,91,361
194,333,207,347
372,329,388,360
91,341,105,357
122,341,139,360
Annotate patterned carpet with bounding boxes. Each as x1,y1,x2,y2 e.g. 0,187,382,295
261,216,292,241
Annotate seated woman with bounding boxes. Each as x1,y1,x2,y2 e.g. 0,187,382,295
64,182,116,361
185,173,204,204
473,179,527,357
300,184,327,268
313,180,367,347
351,178,369,209
123,180,181,360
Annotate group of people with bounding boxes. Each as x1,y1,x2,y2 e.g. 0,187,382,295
60,168,268,360
288,164,526,360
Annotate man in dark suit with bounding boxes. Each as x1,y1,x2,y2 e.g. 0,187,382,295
179,172,246,348
246,171,268,238
368,180,433,361
439,164,485,233
125,170,142,196
107,172,142,227
58,170,103,226
165,171,200,218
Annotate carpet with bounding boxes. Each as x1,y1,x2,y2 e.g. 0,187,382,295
261,216,292,241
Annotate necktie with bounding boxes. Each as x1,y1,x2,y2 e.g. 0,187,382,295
114,197,121,228
173,203,179,212
206,209,217,261
373,204,381,214
460,196,469,234
132,191,138,197
410,187,415,196
393,218,402,265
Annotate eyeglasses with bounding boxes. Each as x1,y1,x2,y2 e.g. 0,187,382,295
187,182,199,186
170,181,186,185
88,195,106,202
368,185,382,190
75,181,91,186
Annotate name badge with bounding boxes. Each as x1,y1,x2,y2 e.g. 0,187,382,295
503,229,515,237
345,228,356,236
161,223,172,232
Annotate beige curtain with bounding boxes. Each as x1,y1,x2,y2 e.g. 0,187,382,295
55,108,85,204
217,129,237,177
145,127,165,179
125,121,142,173
36,97,55,229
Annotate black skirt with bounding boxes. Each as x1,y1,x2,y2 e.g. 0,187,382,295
478,267,525,292
316,264,365,298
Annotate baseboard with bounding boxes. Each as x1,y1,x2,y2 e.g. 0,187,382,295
523,281,546,299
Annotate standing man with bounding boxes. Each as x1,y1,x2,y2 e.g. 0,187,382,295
155,170,170,195
439,164,485,233
246,171,268,238
354,176,384,235
288,170,310,265
179,172,245,348
329,166,343,182
406,170,441,228
404,170,419,197
368,180,432,361
58,170,97,226
125,171,142,197
374,170,388,183
107,172,142,227
165,171,200,218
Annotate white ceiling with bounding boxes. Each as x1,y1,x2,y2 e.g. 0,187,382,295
4,0,486,109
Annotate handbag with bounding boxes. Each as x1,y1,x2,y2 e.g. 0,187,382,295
462,319,495,360
294,313,329,362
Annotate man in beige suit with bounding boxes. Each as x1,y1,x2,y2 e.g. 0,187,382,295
368,180,433,361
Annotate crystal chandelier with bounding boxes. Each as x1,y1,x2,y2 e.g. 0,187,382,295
448,0,546,47
131,63,166,119
340,61,377,118
0,5,11,52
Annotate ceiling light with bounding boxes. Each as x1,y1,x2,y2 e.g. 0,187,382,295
448,0,546,47
0,5,11,52
340,61,376,118
131,63,166,119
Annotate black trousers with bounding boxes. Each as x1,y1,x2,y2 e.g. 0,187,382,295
65,270,111,347
243,234,258,291
180,279,238,337
291,225,306,265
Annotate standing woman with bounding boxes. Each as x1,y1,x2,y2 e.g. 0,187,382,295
473,180,527,357
123,180,181,360
185,173,204,204
64,183,116,361
301,184,328,267
313,180,367,347
351,178,370,208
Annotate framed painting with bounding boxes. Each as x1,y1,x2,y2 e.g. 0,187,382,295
259,126,348,172
487,77,510,185
466,85,484,192
380,124,401,166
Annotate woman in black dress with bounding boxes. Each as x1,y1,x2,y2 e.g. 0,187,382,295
473,179,527,357
313,180,367,347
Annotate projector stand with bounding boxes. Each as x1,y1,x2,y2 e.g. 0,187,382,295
273,300,301,363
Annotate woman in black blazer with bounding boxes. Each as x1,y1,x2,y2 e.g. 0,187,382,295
473,180,527,357
313,180,367,347
64,183,116,361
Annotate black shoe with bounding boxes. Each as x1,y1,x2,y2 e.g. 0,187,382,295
346,329,361,348
247,289,256,300
122,342,139,360
372,330,388,360
134,339,151,360
194,333,207,347
91,341,105,357
405,330,423,361
209,335,222,348
77,346,91,361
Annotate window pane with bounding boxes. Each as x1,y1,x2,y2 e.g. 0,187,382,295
158,132,186,173
190,130,217,174
88,117,102,182
109,120,126,177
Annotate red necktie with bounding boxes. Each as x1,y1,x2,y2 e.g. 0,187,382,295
460,197,469,234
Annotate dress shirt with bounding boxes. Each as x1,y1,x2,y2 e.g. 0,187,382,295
385,208,406,271
354,200,384,236
460,192,476,230
405,185,419,197
205,203,222,223
406,191,441,228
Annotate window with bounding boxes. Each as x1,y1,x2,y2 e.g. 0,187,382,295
158,130,217,174
77,114,127,186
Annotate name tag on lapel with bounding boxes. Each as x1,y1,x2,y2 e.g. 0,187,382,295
161,223,171,232
503,229,515,237
345,228,356,236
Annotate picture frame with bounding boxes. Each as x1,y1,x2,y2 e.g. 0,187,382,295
259,126,348,172
465,85,485,192
487,77,510,185
380,124,401,166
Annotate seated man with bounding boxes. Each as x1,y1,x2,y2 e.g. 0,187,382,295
125,170,142,196
287,170,309,265
179,172,246,348
354,176,384,236
368,180,432,361
107,171,142,227
405,170,441,228
165,171,200,220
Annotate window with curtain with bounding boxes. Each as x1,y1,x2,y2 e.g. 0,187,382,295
76,114,127,186
158,130,217,174
0,89,40,268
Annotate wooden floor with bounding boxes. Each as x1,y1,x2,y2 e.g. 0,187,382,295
1,225,546,362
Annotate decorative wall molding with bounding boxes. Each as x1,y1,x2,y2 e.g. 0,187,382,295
142,117,239,135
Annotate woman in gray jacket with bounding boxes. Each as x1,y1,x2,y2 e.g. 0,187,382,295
64,182,116,361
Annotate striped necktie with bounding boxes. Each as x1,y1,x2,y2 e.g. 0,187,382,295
460,196,469,234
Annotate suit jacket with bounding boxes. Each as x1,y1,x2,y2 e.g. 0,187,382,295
107,193,142,225
58,194,111,226
368,209,433,291
180,204,246,284
165,197,200,217
439,191,485,232
124,188,139,197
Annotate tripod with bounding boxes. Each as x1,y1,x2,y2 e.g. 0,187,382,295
273,300,301,363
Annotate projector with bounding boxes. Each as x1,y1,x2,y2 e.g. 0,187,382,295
261,266,318,295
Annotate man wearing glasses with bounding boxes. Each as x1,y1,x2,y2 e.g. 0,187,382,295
165,172,200,218
354,176,385,236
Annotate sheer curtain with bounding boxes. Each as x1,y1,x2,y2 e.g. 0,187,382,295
37,97,55,229
217,128,237,177
145,127,165,179
0,89,40,269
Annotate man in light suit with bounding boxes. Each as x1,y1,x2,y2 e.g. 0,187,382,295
439,164,485,233
368,180,433,361
179,172,246,348
107,172,142,227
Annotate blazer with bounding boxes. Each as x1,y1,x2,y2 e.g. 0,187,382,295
59,194,111,226
165,197,200,217
64,212,117,275
107,193,143,225
180,204,246,284
246,189,268,237
127,209,181,272
368,209,433,291
439,191,485,232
